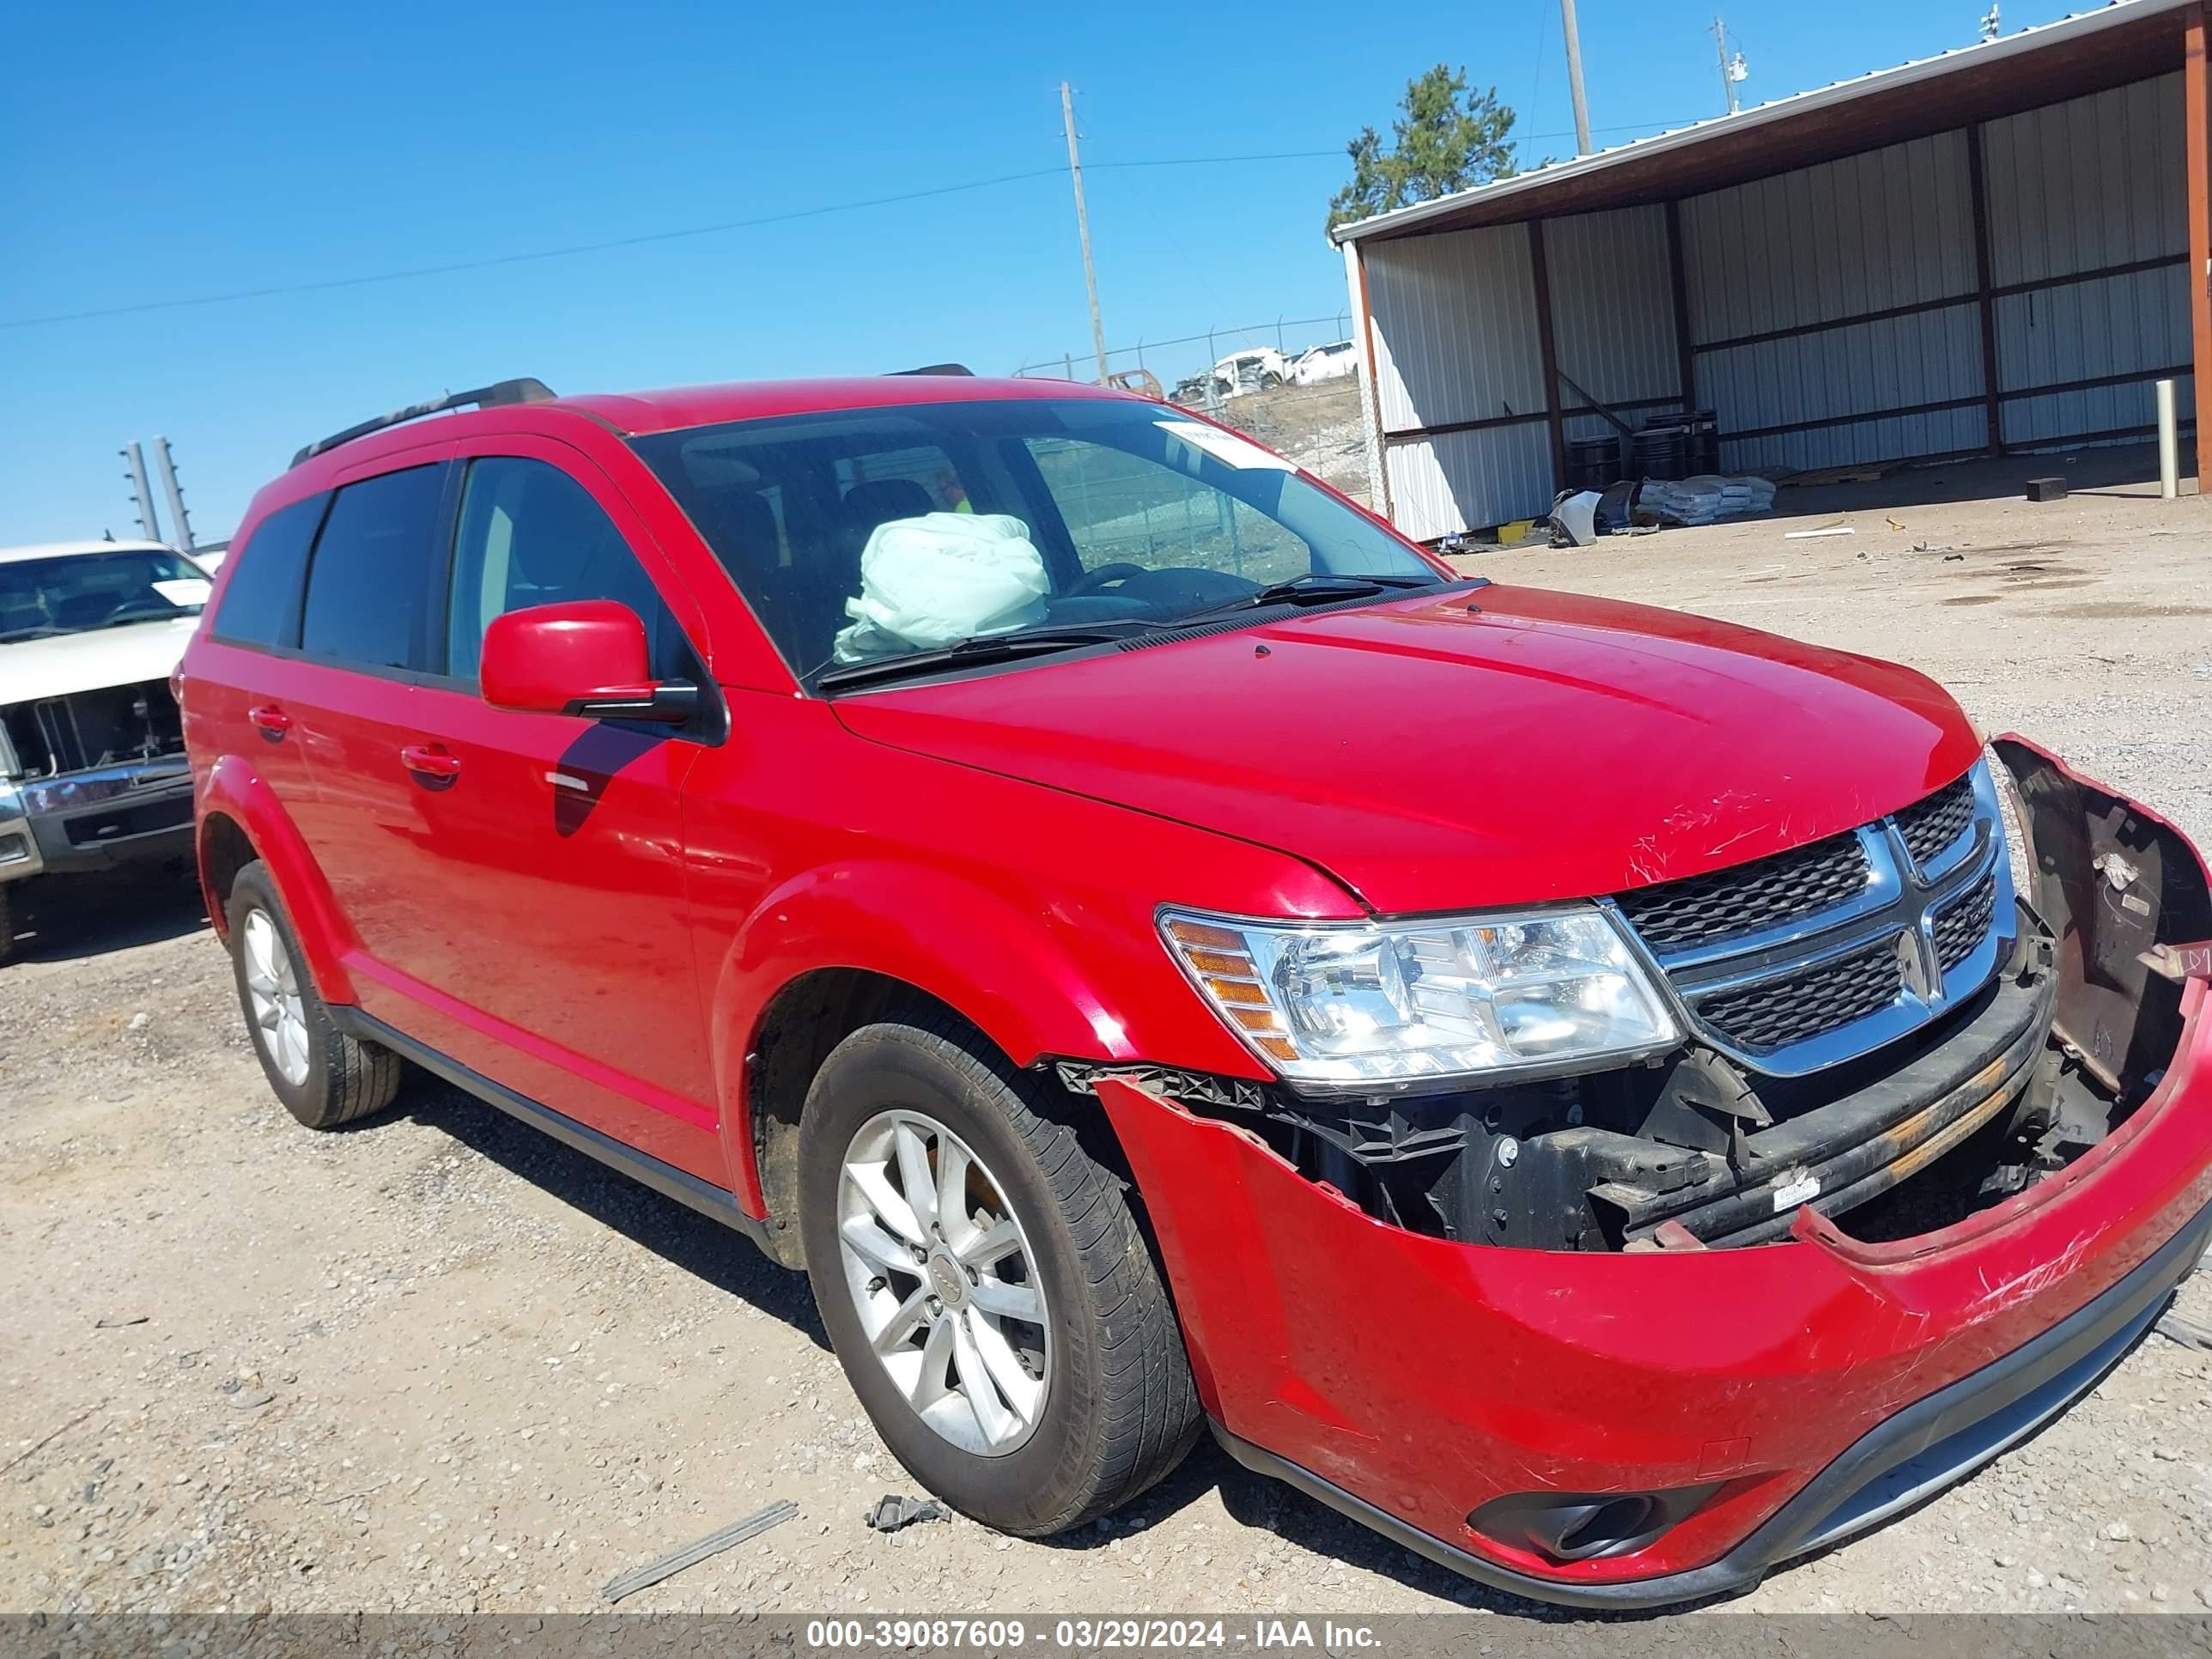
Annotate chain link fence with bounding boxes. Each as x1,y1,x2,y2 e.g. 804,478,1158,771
1011,315,1371,507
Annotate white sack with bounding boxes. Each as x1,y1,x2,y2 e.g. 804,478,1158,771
832,512,1050,661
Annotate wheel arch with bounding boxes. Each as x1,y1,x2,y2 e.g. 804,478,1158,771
195,755,360,1003
728,952,1137,1271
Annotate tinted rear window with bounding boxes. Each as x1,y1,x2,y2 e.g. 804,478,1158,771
299,465,447,672
211,492,325,648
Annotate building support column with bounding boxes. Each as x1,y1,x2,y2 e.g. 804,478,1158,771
1343,240,1394,525
1665,199,1697,416
1527,219,1568,493
2187,4,2212,486
1966,123,2004,457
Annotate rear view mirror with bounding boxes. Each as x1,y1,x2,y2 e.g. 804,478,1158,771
479,600,698,723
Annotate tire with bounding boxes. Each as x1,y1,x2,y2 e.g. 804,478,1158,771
226,860,400,1129
0,880,16,966
798,1013,1200,1536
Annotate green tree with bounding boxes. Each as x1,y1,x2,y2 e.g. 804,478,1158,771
1328,66,1521,233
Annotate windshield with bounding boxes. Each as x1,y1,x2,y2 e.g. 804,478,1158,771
0,549,211,643
631,397,1441,687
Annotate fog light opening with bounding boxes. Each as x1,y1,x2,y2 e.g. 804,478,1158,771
1468,1480,1721,1565
1557,1495,1658,1558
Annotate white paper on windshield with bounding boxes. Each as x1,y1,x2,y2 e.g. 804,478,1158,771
153,578,212,606
1156,420,1295,471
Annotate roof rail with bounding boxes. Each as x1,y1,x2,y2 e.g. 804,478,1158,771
888,363,973,377
291,377,558,468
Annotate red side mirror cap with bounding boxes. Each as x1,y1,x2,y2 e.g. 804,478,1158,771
479,600,653,716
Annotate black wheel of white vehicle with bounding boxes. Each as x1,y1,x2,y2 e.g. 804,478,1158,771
798,1015,1200,1536
226,861,400,1129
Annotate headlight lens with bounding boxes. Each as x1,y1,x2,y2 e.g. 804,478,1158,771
21,774,137,814
1159,907,1680,1088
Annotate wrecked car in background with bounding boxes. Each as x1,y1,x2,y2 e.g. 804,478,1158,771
179,373,2212,1607
0,539,208,961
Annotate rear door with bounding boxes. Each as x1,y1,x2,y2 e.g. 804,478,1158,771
188,489,332,856
364,438,721,1176
282,457,458,996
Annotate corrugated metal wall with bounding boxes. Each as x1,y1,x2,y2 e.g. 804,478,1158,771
1547,204,1681,434
1680,131,1986,475
1984,73,2191,447
1356,70,2190,539
1364,224,1547,433
1365,210,1679,539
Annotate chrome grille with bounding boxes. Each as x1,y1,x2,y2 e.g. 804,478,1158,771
1699,940,1904,1052
1612,761,2014,1077
1895,774,1975,869
1615,832,1870,951
1933,874,1998,971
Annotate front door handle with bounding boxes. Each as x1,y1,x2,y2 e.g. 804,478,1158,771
247,703,292,741
399,743,462,785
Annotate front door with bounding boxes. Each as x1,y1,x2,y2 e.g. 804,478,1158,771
372,441,722,1178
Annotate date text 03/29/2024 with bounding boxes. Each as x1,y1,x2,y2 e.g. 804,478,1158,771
802,1619,1382,1650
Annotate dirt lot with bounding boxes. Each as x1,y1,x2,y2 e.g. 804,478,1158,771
4,468,2212,1624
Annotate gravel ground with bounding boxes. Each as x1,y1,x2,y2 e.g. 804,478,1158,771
3,471,2211,1625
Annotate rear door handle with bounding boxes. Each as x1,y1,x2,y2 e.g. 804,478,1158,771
399,743,462,785
247,703,292,741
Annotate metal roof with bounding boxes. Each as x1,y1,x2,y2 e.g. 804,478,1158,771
1332,0,2194,246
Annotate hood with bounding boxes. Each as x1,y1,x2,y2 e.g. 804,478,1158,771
0,617,198,706
832,585,1983,915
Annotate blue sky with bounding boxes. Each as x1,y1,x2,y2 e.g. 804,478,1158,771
1,0,2087,544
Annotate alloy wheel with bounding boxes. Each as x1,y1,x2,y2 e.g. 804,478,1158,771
241,908,310,1089
835,1109,1052,1455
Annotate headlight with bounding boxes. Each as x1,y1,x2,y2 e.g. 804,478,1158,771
22,775,137,814
1159,907,1680,1090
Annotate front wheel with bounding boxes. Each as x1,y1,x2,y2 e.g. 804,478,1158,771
798,1015,1200,1535
226,860,401,1129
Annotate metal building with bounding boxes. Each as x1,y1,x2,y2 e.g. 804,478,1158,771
1332,0,2212,541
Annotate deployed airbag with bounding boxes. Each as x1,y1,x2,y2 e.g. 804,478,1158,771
833,513,1050,661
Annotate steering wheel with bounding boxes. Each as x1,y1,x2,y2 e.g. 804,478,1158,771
1066,562,1148,597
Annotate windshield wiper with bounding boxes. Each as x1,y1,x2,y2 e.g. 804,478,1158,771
814,622,1153,693
1172,570,1441,624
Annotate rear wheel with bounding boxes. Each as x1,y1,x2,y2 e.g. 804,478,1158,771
226,861,400,1128
798,1014,1199,1535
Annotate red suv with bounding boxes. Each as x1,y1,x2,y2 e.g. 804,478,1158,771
179,372,2212,1607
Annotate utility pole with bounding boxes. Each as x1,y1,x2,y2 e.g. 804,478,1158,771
151,436,196,553
1060,80,1109,383
1714,16,1741,116
1559,0,1594,154
120,442,161,544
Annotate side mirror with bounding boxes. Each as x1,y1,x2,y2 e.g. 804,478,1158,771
479,600,699,723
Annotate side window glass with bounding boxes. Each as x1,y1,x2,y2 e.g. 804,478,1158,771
299,465,446,672
446,457,680,683
211,493,325,648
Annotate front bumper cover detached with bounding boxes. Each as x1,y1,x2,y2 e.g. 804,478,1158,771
1100,738,2212,1608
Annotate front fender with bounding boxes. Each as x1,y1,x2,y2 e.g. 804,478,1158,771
198,754,360,1004
704,858,1254,1216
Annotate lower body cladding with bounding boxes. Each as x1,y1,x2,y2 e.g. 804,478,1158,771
1090,740,2212,1607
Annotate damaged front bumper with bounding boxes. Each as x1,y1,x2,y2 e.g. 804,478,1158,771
1096,739,2212,1607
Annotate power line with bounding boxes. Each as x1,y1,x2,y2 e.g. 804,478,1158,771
0,149,1354,333
4,127,1702,334
0,167,1068,331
